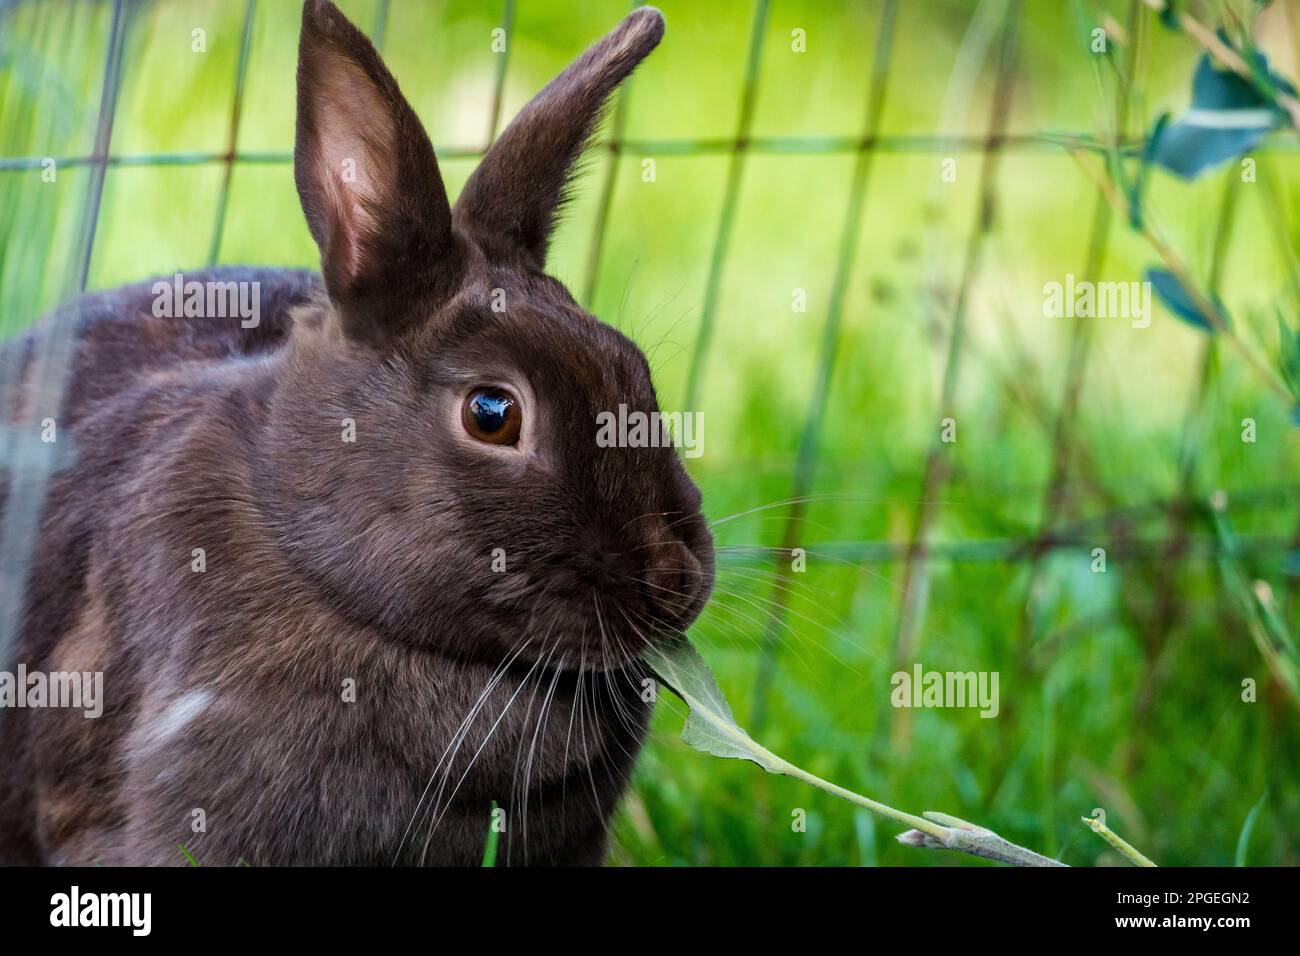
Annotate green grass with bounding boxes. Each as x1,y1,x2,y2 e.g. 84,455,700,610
2,0,1299,866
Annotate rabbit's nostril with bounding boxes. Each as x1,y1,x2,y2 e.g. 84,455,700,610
643,539,701,622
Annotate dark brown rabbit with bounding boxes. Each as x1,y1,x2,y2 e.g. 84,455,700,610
0,0,712,866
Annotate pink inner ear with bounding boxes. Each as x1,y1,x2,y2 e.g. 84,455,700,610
311,49,396,282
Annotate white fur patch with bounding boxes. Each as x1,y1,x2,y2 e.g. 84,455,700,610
149,689,214,746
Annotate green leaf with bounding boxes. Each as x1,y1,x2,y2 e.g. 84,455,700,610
643,634,791,774
1146,267,1229,331
1152,52,1294,179
1234,793,1267,866
643,634,925,823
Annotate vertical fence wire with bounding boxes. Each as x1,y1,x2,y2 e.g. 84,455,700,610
207,0,258,267
583,0,644,310
749,0,900,732
1012,0,1145,668
0,0,132,672
484,0,516,144
2,0,64,336
884,0,1023,751
1255,164,1300,611
1030,0,1143,551
680,0,770,415
371,0,390,53
1123,169,1241,772
72,0,130,293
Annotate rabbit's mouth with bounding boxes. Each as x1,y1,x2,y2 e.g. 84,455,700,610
514,538,715,673
517,592,681,674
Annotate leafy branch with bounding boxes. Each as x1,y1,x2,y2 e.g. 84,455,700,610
644,635,1066,867
1063,0,1300,412
1064,142,1292,403
1148,0,1300,129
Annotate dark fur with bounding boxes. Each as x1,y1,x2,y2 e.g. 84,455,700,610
0,1,709,866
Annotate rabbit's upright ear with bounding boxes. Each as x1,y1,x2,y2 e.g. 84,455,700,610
453,7,664,270
294,0,459,344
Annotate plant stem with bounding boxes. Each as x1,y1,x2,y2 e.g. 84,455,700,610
1210,494,1300,713
1083,816,1158,866
770,749,1064,866
736,715,1065,865
1172,6,1300,129
1065,144,1293,404
769,751,947,838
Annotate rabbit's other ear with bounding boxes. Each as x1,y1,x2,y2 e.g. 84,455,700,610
453,7,664,270
295,0,459,344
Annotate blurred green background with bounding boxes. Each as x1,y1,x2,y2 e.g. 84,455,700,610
2,0,1298,865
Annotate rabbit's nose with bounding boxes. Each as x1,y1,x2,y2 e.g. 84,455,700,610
643,537,703,623
580,540,635,586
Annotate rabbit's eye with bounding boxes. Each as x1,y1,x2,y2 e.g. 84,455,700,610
463,388,522,446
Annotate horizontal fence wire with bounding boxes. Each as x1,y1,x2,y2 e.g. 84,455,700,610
2,133,1299,172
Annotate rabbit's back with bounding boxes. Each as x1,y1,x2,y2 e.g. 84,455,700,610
0,274,301,862
1,267,316,428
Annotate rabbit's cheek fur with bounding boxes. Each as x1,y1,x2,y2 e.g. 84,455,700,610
0,1,691,865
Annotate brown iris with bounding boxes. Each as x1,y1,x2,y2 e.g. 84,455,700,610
462,387,522,446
